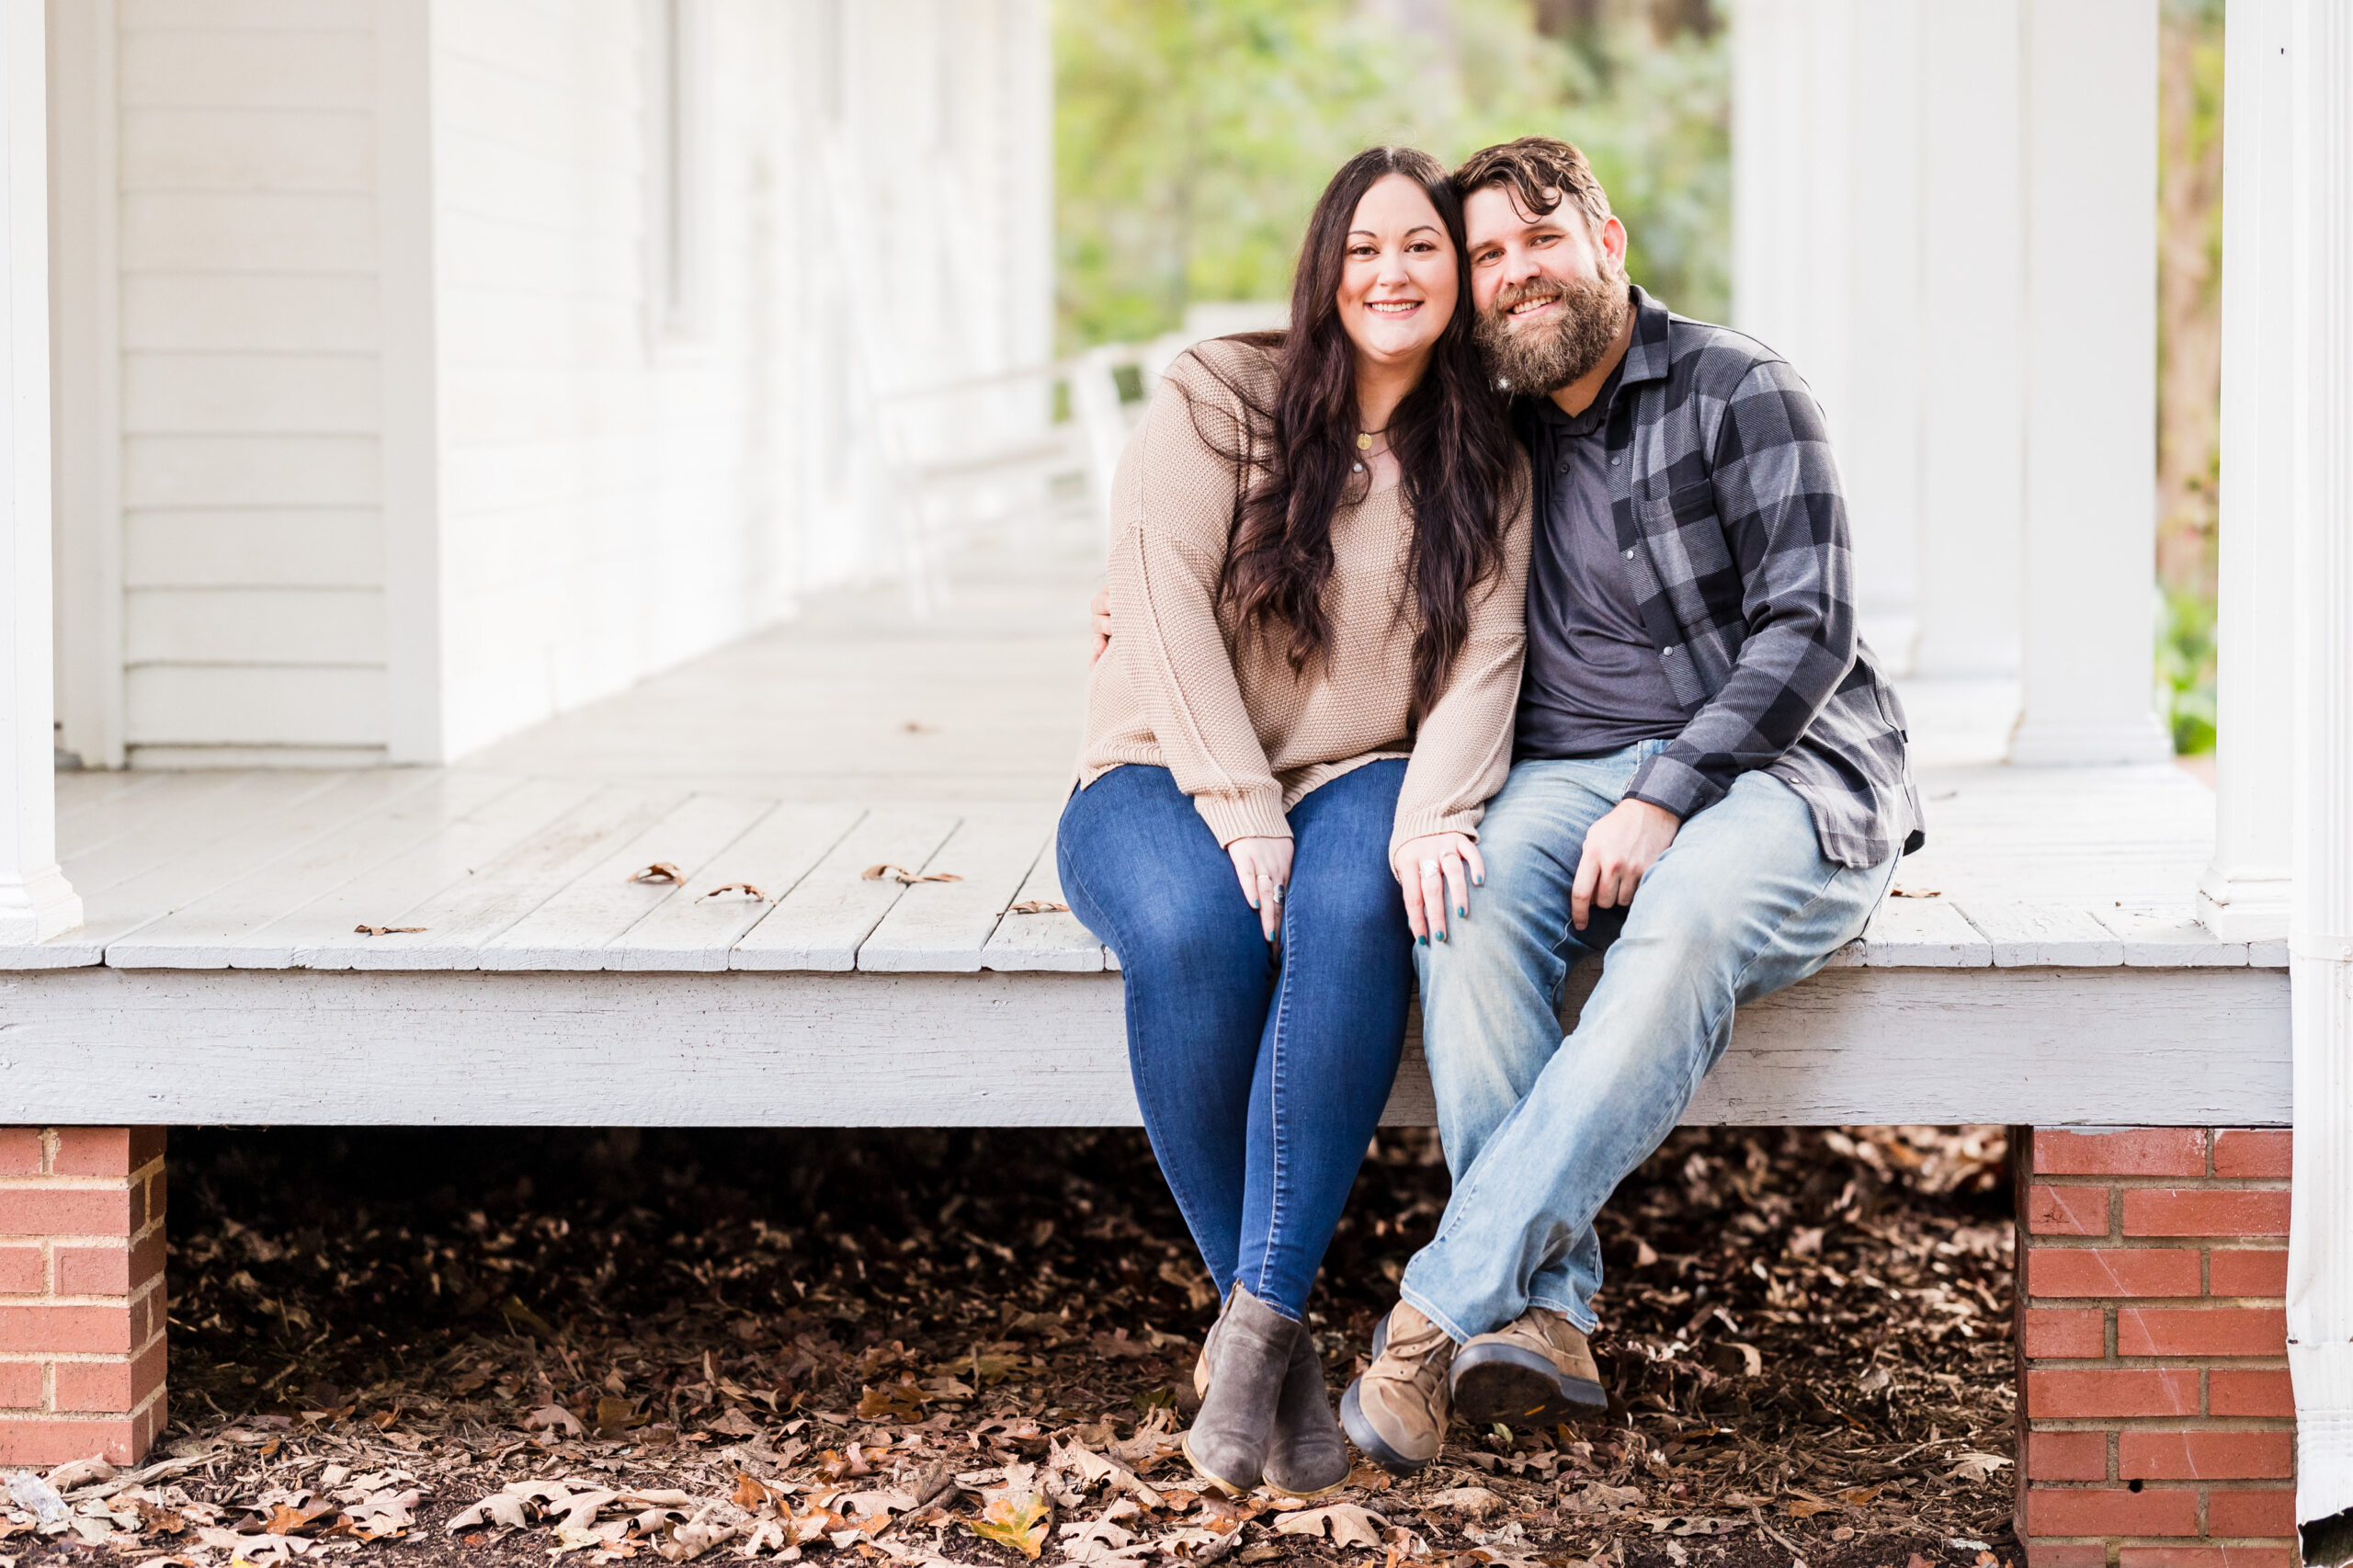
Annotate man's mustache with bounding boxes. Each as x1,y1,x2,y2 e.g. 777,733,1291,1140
1488,281,1567,322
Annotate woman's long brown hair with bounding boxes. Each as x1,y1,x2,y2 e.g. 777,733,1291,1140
1190,145,1516,712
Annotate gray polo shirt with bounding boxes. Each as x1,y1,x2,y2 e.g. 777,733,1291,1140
1515,365,1689,761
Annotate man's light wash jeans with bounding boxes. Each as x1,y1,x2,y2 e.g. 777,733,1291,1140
1398,739,1897,1344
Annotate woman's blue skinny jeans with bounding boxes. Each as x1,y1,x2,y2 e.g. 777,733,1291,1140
1057,761,1413,1322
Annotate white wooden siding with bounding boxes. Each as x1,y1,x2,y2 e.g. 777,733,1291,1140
108,6,388,765
426,0,794,756
51,0,1051,767
427,0,1051,760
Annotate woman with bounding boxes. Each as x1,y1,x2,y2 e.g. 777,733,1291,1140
1057,146,1532,1497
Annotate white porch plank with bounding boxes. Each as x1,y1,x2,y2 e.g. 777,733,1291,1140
605,803,866,971
1859,895,1993,967
248,778,603,968
729,808,961,971
3,771,443,971
2097,903,2250,967
0,964,2287,1128
63,770,353,895
982,831,1106,972
54,769,172,820
56,769,256,862
2250,938,2289,969
479,793,790,971
1953,901,2126,966
858,806,1055,972
302,787,684,969
106,771,528,967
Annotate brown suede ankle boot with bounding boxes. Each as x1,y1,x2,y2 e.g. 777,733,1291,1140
1262,1330,1349,1497
1182,1283,1300,1494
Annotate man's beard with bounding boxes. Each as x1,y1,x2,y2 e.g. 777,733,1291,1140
1474,268,1630,393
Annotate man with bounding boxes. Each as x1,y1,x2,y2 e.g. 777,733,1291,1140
1334,137,1921,1472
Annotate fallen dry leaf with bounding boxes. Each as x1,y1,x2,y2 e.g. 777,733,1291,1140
352,925,426,937
523,1403,585,1437
594,1395,649,1434
1009,901,1071,915
628,863,683,884
860,863,963,885
972,1493,1051,1560
700,882,768,902
856,1380,927,1422
1424,1488,1503,1519
1888,886,1942,898
1273,1505,1385,1549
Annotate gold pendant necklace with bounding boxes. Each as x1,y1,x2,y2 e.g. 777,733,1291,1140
1357,432,1374,451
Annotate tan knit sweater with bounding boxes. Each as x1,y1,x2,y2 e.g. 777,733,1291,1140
1077,338,1533,860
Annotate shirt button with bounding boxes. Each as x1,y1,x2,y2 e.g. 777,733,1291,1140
1610,456,1620,466
1623,548,1636,559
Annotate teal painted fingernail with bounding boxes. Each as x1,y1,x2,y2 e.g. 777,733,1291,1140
1436,930,1448,943
1417,935,1428,948
1456,904,1467,917
1473,875,1484,886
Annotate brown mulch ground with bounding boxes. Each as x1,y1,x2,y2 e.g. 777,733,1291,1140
3,1124,2021,1568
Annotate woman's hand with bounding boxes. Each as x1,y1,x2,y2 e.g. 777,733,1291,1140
1392,832,1484,946
1228,836,1294,942
1089,585,1113,665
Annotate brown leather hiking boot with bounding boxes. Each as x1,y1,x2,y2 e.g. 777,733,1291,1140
1338,1301,1455,1474
1448,1305,1608,1429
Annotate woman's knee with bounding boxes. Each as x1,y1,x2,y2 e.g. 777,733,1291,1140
1116,881,1266,983
1286,854,1411,953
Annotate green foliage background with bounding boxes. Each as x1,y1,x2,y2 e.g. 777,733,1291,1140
1053,0,1729,352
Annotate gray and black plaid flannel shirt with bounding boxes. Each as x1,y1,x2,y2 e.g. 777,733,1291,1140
1512,288,1924,868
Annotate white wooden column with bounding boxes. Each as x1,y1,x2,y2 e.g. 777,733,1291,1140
0,1,76,945
1730,0,1921,672
2200,0,2295,943
2006,0,2173,766
2287,0,2353,1531
1912,0,2024,682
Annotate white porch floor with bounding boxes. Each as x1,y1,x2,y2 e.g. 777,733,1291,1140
12,520,2261,978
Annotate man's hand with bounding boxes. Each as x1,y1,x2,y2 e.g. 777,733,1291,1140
1089,586,1113,665
1392,832,1483,945
1228,835,1294,943
1572,798,1681,930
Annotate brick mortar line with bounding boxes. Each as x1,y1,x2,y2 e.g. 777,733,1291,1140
2027,1417,2300,1431
0,1290,161,1307
0,1386,167,1423
2031,1234,2294,1245
2024,1480,2291,1489
2022,1536,2299,1547
2025,1238,2289,1247
2014,1290,2287,1299
0,1178,139,1193
2025,1294,2286,1302
2032,1176,2290,1189
0,1324,165,1363
2023,1355,2290,1367
48,1382,169,1423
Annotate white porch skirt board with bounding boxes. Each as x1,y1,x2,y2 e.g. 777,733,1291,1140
0,964,2288,1129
